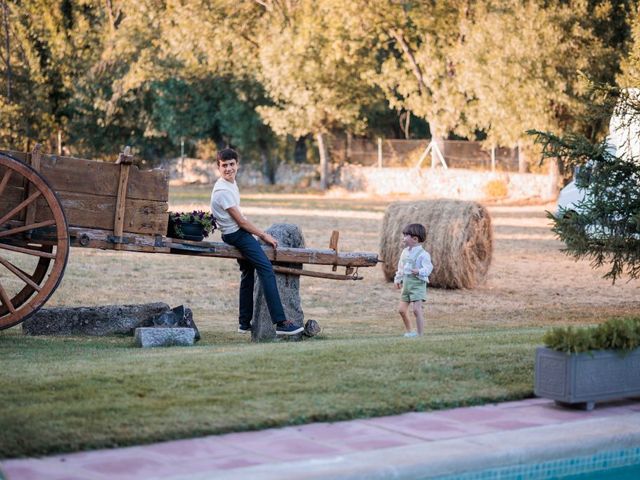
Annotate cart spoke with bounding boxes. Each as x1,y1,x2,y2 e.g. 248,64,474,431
0,282,16,313
0,242,57,258
0,256,42,290
0,190,42,227
0,220,56,239
0,169,12,197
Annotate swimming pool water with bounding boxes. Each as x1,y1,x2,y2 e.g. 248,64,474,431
433,446,640,480
562,462,640,480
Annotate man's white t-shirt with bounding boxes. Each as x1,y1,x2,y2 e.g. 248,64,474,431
210,178,242,235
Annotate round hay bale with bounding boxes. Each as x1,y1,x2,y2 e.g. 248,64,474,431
380,200,492,289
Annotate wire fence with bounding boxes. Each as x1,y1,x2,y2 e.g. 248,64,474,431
328,138,523,172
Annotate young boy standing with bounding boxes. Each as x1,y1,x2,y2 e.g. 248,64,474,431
394,223,433,337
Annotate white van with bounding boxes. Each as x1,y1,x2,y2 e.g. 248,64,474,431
556,88,640,216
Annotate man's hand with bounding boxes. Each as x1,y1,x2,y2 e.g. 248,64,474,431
395,282,402,289
261,233,278,249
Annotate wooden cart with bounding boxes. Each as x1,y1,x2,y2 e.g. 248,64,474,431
0,147,379,330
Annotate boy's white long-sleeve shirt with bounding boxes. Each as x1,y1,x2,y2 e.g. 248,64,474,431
394,246,434,284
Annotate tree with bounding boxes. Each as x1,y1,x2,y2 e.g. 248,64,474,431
250,0,379,188
349,1,465,147
458,0,636,166
532,86,640,282
530,4,640,283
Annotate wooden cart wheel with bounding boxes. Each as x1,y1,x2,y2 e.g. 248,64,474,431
0,152,69,330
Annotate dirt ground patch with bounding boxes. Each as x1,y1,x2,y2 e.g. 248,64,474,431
32,191,639,338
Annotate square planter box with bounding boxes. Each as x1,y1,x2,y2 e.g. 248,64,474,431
534,346,640,410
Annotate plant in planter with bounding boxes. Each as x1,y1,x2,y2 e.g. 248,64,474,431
535,317,640,410
167,211,217,241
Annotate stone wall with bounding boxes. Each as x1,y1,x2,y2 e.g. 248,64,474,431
334,165,556,202
164,158,556,201
165,158,318,187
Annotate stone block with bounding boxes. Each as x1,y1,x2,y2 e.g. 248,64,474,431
134,327,196,348
22,303,171,336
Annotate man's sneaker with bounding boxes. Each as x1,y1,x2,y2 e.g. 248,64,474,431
403,331,418,338
275,320,304,336
238,325,251,334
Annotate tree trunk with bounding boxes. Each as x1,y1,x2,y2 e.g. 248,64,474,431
548,157,561,197
316,132,329,189
294,135,308,164
2,0,12,101
517,141,527,173
260,146,275,184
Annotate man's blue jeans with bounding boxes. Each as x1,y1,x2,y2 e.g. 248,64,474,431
221,229,286,327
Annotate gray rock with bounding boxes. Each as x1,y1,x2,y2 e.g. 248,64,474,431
303,319,321,337
147,305,200,342
253,223,305,342
134,327,196,347
22,303,171,336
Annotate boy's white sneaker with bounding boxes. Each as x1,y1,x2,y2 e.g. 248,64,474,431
403,331,418,338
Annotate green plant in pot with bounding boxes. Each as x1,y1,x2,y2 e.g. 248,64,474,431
168,210,217,241
535,316,640,410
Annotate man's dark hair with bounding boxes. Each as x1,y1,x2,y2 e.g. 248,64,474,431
216,147,239,164
402,223,426,243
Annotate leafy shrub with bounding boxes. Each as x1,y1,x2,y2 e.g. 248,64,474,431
543,317,640,353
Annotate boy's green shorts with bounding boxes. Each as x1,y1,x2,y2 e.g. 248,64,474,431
401,275,427,302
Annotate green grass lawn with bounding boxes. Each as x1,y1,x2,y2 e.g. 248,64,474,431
1,187,636,459
0,327,541,458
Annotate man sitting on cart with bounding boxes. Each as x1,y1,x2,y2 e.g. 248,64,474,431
210,147,303,336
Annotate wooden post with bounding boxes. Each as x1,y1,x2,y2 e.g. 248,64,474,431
377,137,383,168
491,146,496,172
113,146,133,249
329,230,339,271
316,132,329,190
24,144,42,233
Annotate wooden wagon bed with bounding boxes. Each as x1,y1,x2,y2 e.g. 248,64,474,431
0,148,378,330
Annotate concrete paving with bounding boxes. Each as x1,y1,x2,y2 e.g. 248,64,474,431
2,398,640,480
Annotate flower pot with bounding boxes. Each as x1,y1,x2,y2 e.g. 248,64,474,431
534,346,640,410
179,222,205,241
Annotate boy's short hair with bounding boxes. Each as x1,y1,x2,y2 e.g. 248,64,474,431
216,148,238,164
402,223,426,243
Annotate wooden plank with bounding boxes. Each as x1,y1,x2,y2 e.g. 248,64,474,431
40,156,168,202
55,192,168,235
0,150,28,162
113,147,133,250
1,187,168,236
24,144,42,229
1,149,168,202
272,265,363,280
165,238,379,267
67,227,170,253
